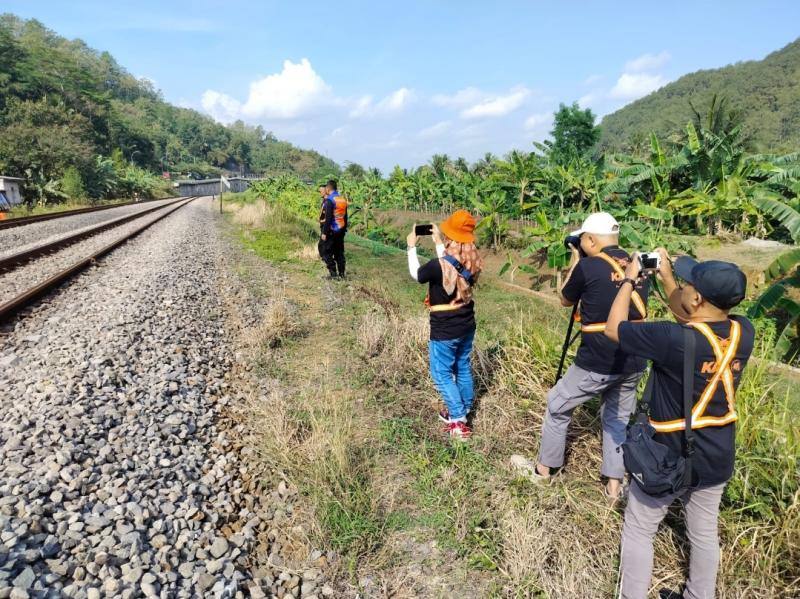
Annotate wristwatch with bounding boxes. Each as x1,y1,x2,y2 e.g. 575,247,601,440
620,277,637,288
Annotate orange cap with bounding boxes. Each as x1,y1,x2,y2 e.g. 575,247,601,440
440,209,477,243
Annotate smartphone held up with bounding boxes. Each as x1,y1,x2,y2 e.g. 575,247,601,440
415,224,434,236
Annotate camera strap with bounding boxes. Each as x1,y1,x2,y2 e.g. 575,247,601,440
681,326,696,486
442,255,475,286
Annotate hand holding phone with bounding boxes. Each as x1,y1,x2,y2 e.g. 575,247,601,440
415,224,434,236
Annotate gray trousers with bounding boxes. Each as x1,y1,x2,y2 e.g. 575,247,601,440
620,482,726,599
538,364,641,479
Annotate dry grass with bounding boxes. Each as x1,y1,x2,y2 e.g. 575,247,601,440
225,203,798,598
242,291,304,352
232,199,271,228
292,243,321,261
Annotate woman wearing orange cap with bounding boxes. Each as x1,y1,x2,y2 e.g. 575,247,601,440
407,209,483,439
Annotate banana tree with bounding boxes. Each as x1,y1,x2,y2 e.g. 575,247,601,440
473,188,509,250
521,210,574,289
494,149,541,214
604,132,687,207
748,249,800,362
747,198,800,362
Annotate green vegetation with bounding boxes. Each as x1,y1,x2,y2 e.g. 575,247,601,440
600,38,800,153
242,95,799,361
227,192,799,597
0,14,338,206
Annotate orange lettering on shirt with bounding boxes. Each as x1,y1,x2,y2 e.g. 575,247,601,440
701,361,717,374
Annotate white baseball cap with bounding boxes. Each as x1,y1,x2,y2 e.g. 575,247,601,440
570,212,620,236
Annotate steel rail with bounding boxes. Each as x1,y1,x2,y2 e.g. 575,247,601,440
0,197,198,322
0,197,190,271
0,197,182,231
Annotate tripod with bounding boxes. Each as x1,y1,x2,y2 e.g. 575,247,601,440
554,302,581,383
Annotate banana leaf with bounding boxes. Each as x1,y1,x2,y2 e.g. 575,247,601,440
764,249,800,283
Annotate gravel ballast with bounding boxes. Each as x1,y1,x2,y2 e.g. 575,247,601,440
0,199,194,306
0,197,330,598
0,198,181,261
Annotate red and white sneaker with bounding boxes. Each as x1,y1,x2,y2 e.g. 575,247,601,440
438,409,450,423
446,421,472,440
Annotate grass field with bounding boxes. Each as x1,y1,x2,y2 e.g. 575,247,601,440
224,198,799,598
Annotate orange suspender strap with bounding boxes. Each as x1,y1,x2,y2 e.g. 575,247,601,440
650,320,741,433
579,252,647,334
580,320,644,333
428,303,465,313
594,252,648,318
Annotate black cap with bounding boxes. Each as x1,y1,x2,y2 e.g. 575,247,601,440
673,256,747,310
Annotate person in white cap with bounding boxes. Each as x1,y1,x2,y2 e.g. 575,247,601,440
521,212,651,501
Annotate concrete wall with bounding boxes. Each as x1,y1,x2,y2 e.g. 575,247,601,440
176,177,262,197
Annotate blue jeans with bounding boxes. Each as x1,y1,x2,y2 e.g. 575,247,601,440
428,330,476,421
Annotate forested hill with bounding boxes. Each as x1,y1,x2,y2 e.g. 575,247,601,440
0,14,338,201
599,38,800,152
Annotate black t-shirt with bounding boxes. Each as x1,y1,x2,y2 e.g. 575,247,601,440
618,316,755,487
561,246,650,374
417,258,475,341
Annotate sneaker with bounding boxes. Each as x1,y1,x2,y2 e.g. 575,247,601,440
510,454,551,484
439,408,474,423
447,421,472,440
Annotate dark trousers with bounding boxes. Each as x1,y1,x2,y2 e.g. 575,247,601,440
318,232,346,276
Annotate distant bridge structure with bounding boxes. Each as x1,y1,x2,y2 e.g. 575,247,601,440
175,176,265,197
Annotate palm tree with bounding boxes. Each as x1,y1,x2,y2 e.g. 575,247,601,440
472,152,497,177
429,154,452,180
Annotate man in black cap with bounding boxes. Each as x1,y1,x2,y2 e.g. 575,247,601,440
604,249,755,599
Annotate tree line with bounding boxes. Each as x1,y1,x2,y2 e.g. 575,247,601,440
252,99,800,362
0,15,338,204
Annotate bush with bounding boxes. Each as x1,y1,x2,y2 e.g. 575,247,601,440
60,167,86,201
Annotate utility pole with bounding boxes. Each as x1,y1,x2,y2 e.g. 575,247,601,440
219,177,223,215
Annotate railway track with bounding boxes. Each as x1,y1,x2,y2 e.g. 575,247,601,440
0,196,180,230
0,196,198,322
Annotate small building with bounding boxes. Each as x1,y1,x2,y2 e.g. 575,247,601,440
0,175,24,209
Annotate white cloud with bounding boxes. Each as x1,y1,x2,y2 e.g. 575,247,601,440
378,87,415,111
583,74,604,85
431,87,485,108
202,58,334,122
624,51,671,73
201,90,242,123
241,58,333,119
349,88,415,118
418,120,452,139
609,72,667,99
524,112,551,130
461,87,530,119
349,95,373,118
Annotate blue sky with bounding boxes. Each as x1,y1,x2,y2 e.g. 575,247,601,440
5,1,800,171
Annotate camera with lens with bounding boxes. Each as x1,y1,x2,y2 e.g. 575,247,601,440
563,235,582,250
638,252,661,272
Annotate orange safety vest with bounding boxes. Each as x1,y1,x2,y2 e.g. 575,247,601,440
650,320,741,432
579,251,648,333
331,194,348,232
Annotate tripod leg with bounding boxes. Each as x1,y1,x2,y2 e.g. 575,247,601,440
555,303,579,383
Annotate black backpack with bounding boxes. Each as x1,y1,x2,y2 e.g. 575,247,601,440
622,327,696,497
